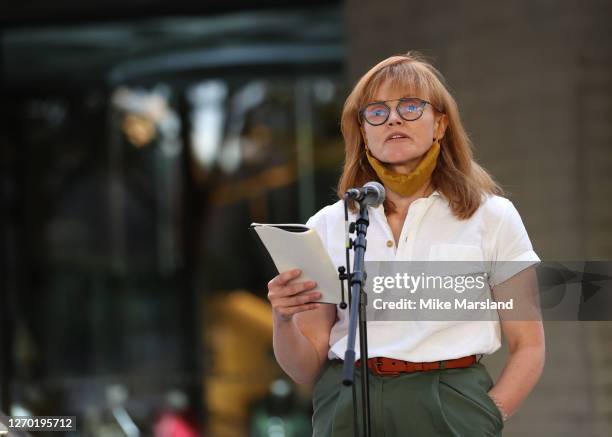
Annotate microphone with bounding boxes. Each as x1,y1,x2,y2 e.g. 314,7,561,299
345,181,386,207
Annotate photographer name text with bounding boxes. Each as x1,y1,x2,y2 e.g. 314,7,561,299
372,297,513,311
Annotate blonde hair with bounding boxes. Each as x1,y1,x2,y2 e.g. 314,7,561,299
337,51,502,219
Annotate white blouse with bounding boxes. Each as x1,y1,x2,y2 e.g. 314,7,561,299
305,191,540,362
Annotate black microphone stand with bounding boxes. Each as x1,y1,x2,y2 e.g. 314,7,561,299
339,195,372,437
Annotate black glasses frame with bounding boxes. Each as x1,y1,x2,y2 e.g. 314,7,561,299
359,97,444,126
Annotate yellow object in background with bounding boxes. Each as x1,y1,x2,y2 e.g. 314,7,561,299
204,290,283,437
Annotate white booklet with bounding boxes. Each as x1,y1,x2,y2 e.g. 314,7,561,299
251,223,341,304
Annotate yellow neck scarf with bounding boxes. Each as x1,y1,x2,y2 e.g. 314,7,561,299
365,139,440,197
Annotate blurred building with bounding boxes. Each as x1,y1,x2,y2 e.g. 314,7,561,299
2,2,345,435
2,1,612,436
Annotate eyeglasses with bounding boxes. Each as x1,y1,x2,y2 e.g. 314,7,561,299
359,97,444,126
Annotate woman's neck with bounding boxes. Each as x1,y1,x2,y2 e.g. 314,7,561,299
385,180,433,215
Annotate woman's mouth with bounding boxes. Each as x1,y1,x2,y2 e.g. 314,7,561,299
385,134,410,143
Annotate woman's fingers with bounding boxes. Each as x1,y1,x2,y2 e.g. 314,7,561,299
277,291,322,307
268,268,301,288
274,302,321,321
267,269,323,320
270,290,322,313
285,303,321,315
283,280,317,296
268,281,317,305
268,270,317,298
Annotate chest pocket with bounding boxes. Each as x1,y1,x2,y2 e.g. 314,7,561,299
428,244,489,280
428,244,484,261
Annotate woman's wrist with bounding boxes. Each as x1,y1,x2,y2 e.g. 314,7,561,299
272,308,294,323
488,393,510,422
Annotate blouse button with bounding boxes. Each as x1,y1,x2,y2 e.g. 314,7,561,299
386,240,394,248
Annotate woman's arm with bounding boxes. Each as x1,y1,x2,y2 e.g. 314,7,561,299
488,266,545,420
268,269,337,384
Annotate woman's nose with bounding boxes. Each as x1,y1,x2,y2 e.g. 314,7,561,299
386,109,404,125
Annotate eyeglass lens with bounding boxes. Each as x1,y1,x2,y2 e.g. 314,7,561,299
363,98,426,125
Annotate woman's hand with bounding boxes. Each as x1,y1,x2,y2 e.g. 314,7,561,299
488,266,545,420
268,269,335,384
267,269,321,321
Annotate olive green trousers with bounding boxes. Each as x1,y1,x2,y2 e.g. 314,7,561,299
312,360,504,437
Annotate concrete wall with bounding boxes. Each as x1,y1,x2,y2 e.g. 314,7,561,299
345,0,612,259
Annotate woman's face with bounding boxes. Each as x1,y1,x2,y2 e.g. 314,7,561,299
361,80,447,174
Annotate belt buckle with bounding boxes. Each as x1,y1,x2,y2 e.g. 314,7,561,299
371,358,401,377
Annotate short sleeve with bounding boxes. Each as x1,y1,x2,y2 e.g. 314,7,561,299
305,206,330,252
488,201,540,287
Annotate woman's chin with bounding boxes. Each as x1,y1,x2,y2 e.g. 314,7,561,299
379,156,421,168
373,147,423,163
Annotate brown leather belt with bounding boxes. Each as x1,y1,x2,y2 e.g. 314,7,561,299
355,355,477,376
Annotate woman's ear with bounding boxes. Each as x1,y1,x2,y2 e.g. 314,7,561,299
435,114,448,140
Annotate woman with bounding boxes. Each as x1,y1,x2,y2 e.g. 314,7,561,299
267,52,545,436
